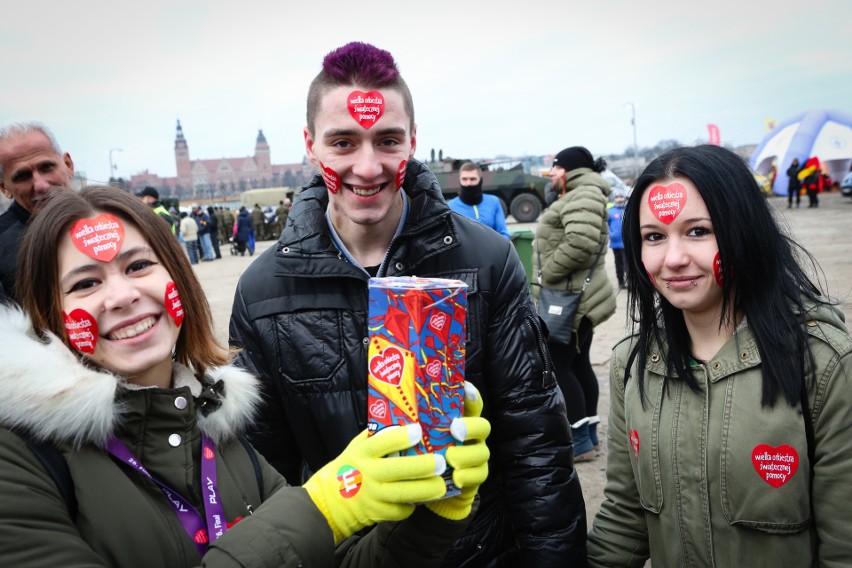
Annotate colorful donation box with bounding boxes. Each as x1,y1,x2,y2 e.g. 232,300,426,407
367,277,467,498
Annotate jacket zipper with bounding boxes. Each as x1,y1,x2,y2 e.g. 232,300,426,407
525,315,555,389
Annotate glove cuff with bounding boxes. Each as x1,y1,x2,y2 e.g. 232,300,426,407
424,493,475,521
304,478,345,543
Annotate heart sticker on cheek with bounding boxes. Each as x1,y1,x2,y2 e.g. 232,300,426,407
396,160,407,190
165,281,184,327
647,183,687,225
713,252,723,287
347,90,384,129
71,214,125,262
63,309,98,354
321,162,341,194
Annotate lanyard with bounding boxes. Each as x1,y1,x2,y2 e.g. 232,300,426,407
106,433,227,555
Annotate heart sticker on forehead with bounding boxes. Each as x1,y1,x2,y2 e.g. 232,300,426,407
647,183,687,225
71,214,124,262
347,90,385,129
64,309,98,354
321,162,341,194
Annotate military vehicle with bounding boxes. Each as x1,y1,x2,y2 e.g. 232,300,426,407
426,158,549,223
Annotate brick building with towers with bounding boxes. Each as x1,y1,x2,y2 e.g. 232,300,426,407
129,120,314,198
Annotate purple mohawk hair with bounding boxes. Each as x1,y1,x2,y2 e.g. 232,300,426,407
322,42,400,86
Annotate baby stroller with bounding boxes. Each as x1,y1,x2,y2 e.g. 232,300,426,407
229,237,243,256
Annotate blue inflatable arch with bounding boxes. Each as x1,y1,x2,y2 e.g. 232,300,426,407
750,108,852,196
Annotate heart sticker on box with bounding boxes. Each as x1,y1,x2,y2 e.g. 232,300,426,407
369,345,405,387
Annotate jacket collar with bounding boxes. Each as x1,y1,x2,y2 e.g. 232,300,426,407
0,305,261,448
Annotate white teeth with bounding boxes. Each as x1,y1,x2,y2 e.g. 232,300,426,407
108,317,156,340
351,185,382,197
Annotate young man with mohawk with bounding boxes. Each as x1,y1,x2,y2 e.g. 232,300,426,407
230,42,587,566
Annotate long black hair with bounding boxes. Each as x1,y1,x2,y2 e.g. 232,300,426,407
622,145,824,407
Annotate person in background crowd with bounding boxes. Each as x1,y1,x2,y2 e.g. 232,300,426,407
608,189,627,289
230,41,587,565
233,206,253,257
588,145,852,566
274,199,290,238
207,206,222,259
193,205,215,261
0,121,74,301
0,185,489,567
136,186,177,235
251,203,266,241
533,146,617,462
447,162,510,239
786,157,801,209
179,210,199,264
221,207,235,244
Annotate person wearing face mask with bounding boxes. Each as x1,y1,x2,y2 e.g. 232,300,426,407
447,162,511,239
0,186,491,567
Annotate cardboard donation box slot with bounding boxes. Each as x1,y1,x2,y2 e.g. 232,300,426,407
367,276,467,498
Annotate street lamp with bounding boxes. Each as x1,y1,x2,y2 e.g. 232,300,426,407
109,148,123,184
624,103,639,179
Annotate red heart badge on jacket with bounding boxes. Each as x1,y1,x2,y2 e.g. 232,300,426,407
70,214,125,262
647,183,687,225
752,444,799,488
369,346,405,387
347,90,384,129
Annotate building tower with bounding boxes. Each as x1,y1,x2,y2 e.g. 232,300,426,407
174,120,192,191
255,129,271,186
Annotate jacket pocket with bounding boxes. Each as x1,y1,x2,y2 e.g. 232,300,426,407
624,373,664,514
720,378,811,533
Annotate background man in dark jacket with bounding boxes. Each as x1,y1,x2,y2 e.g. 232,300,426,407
0,121,74,301
786,157,801,208
229,41,587,566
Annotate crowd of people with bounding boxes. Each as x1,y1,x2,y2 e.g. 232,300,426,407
0,40,850,567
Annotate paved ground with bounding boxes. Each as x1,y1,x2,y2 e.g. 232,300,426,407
195,191,852,530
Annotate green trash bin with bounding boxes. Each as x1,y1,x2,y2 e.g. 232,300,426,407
509,228,535,287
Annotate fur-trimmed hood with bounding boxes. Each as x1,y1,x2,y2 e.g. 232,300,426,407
0,305,261,448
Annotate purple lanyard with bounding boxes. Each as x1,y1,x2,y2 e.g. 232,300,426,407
106,433,227,555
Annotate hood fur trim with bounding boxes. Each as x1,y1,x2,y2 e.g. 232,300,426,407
0,305,261,448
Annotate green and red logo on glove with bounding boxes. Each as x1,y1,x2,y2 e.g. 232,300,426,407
336,465,363,498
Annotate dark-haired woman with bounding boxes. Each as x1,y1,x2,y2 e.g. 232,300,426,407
533,146,616,461
0,186,489,567
588,145,852,566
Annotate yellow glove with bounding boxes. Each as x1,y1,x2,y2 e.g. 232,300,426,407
304,423,447,543
426,382,491,520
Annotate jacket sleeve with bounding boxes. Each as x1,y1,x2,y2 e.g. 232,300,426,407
587,345,650,567
485,247,588,563
0,430,109,566
543,187,606,286
229,281,304,484
810,347,852,566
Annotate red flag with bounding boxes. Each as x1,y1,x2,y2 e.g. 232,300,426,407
707,124,721,146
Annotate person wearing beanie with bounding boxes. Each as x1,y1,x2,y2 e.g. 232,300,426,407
447,162,511,239
136,186,177,236
533,146,617,462
608,189,628,289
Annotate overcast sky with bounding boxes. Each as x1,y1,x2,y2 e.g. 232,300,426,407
3,0,850,184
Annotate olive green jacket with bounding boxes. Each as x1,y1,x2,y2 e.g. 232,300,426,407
588,302,852,567
533,168,616,331
0,306,469,567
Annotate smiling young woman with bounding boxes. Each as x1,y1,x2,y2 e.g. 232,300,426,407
587,145,852,566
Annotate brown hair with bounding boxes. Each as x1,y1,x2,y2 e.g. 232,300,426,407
459,162,482,175
17,186,229,375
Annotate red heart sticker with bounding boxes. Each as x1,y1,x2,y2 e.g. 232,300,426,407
369,398,388,420
165,281,184,327
63,309,98,354
647,183,687,225
428,311,447,332
203,446,215,460
337,465,363,498
193,529,209,545
347,90,385,129
396,160,407,190
70,214,125,262
752,444,799,488
321,162,341,194
629,429,640,461
425,357,442,381
713,252,723,287
369,346,404,386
